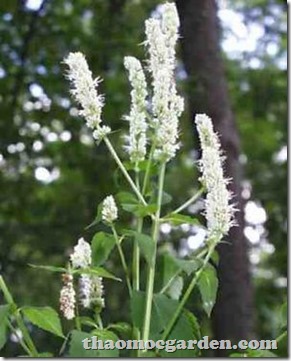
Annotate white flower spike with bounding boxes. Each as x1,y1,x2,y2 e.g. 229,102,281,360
145,2,184,162
102,195,118,224
59,274,76,320
124,56,148,163
64,52,111,141
195,114,235,240
79,274,105,309
70,237,92,269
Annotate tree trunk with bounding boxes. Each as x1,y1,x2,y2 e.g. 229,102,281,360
176,0,254,355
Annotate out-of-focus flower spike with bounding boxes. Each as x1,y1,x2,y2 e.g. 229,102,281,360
70,238,92,269
124,56,148,163
102,195,118,224
145,3,184,162
195,114,235,241
63,52,111,141
59,273,76,320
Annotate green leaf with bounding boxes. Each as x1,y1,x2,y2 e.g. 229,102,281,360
239,349,278,358
161,191,172,205
152,294,200,357
73,267,121,281
131,291,146,330
91,232,116,266
211,250,219,266
22,306,64,338
197,264,218,317
175,258,201,276
29,264,67,273
165,276,183,300
117,191,156,216
68,330,100,357
123,203,157,217
116,191,138,206
107,322,132,339
158,253,200,294
163,213,200,226
135,233,155,265
85,203,103,229
280,302,287,328
91,328,119,357
77,316,98,328
183,309,201,340
0,305,10,350
38,352,54,357
0,304,10,323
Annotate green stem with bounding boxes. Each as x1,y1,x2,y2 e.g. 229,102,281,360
133,219,142,292
142,141,156,195
142,163,166,344
104,137,147,206
172,188,204,214
96,314,103,329
133,170,142,292
161,242,216,342
0,276,38,357
75,306,81,331
112,226,132,297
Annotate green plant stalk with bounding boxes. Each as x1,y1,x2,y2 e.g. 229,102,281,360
104,136,147,206
161,242,216,342
75,305,81,331
142,140,156,195
95,313,103,329
172,188,204,214
133,219,142,292
0,276,38,357
142,163,166,344
112,225,132,297
133,169,142,292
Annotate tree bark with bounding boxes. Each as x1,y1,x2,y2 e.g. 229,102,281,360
176,0,254,355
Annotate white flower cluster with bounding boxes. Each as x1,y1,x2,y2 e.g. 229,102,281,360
64,52,111,141
79,274,105,309
195,114,234,240
60,238,105,318
70,238,92,269
59,274,76,320
124,56,148,163
102,195,118,224
145,3,184,162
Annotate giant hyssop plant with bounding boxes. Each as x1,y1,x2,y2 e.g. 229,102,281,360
0,3,235,357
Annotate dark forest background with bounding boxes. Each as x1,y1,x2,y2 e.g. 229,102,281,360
0,0,287,357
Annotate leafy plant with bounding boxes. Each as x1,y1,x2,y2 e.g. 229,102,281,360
0,3,237,357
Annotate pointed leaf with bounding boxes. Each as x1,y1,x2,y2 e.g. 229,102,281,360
165,276,183,300
197,264,218,317
135,233,155,265
280,302,287,328
163,213,201,226
29,264,67,273
68,330,100,357
91,232,116,266
73,267,121,281
22,306,64,338
0,305,10,350
131,291,146,329
107,322,132,339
